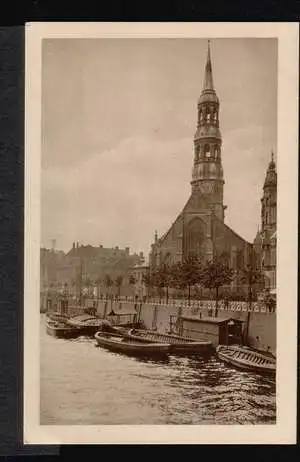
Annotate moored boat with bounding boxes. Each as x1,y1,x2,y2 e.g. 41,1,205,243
47,312,69,323
122,329,213,355
66,314,107,336
216,345,276,376
66,316,141,336
94,331,170,358
46,318,82,339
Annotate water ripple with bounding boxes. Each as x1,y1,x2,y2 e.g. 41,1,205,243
40,316,276,425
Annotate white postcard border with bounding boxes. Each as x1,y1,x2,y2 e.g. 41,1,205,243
24,22,298,445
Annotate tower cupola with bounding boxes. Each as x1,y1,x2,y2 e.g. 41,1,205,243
191,41,225,222
261,152,277,231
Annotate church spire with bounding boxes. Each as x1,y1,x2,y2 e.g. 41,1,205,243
192,40,225,222
203,40,214,90
264,151,277,189
269,151,275,169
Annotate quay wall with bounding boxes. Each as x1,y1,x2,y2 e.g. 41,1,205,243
95,299,276,356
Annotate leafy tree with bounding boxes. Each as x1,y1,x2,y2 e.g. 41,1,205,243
82,277,94,297
95,276,102,286
129,274,136,286
72,273,84,304
171,256,202,303
154,263,173,303
148,263,176,303
83,277,93,288
141,269,152,299
104,274,113,296
240,264,264,308
200,258,234,316
71,274,82,288
115,275,123,297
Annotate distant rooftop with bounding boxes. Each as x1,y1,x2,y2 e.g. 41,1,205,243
66,242,144,259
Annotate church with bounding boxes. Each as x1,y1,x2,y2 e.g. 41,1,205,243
149,42,254,280
253,154,277,293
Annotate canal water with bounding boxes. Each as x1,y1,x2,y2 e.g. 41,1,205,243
40,315,276,425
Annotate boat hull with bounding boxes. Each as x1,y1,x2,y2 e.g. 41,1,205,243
47,312,69,323
46,321,82,339
67,316,139,337
94,331,170,358
123,329,213,356
216,345,276,376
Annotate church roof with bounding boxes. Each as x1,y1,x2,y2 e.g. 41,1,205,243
214,216,252,246
152,196,252,252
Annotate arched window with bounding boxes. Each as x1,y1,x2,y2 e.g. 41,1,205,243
207,112,210,122
214,145,219,158
186,217,206,258
204,144,210,158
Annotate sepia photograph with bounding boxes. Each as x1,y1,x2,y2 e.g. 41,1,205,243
24,22,298,444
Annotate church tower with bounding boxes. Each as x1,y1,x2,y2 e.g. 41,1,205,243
261,152,277,233
253,153,277,290
191,41,226,222
149,40,252,275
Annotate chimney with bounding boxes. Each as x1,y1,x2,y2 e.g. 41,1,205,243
51,239,56,252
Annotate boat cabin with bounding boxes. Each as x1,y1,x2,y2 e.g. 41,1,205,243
177,315,244,347
106,306,138,326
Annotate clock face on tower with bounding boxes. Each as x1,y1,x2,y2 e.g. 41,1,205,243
199,181,214,194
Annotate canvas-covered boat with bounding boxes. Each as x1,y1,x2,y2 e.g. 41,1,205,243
66,314,107,336
216,345,276,376
94,331,170,358
47,312,69,323
123,329,213,355
46,318,82,339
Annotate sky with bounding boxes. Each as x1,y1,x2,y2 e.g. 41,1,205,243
41,38,277,257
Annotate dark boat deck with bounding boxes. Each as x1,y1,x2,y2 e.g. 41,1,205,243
94,331,170,358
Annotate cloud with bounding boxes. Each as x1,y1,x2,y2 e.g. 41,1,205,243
42,124,273,253
41,135,192,253
222,124,273,242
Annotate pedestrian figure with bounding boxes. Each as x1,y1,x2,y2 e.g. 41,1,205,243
224,295,229,311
